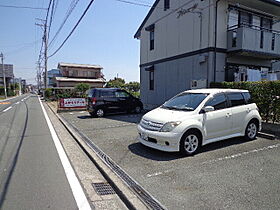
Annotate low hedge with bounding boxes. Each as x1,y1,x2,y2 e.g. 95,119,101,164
210,81,280,123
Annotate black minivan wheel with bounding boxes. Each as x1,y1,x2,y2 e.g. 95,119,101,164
135,106,142,114
179,131,202,156
95,108,105,117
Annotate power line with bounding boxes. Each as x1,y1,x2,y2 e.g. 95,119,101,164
48,0,95,58
114,0,154,8
48,0,80,49
0,4,47,10
48,0,56,39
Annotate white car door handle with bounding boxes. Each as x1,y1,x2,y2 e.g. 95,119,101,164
226,113,232,117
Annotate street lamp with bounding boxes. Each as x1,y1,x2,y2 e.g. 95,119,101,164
0,53,7,99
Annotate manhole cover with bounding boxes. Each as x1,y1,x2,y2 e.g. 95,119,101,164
92,182,116,195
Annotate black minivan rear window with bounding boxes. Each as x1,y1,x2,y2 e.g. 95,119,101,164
101,90,115,97
88,89,95,97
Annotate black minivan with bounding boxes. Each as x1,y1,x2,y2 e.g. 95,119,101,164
87,88,143,117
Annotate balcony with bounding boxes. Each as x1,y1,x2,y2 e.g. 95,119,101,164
227,26,280,59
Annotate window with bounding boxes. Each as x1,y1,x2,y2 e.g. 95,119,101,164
227,93,246,107
149,70,154,90
162,93,209,111
242,92,253,104
115,91,130,98
239,11,251,27
150,30,154,50
272,33,275,51
261,17,272,31
232,31,237,47
101,90,114,97
145,24,155,51
164,0,170,10
205,94,228,110
260,31,264,49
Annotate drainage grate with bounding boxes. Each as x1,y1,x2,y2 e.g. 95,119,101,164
62,116,166,210
92,182,116,195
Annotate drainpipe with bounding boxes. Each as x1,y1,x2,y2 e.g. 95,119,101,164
214,0,221,82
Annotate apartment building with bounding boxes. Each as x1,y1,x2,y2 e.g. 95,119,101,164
55,63,106,88
135,0,280,109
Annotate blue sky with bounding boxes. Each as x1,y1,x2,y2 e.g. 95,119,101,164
0,0,154,84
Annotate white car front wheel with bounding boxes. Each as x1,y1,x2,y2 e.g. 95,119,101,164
180,131,201,156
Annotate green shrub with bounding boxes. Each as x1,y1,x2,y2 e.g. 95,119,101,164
210,81,280,123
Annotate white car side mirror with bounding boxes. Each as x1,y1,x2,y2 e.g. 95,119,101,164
202,106,215,113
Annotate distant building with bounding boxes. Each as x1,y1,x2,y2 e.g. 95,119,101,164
48,69,62,87
55,63,106,88
0,64,14,87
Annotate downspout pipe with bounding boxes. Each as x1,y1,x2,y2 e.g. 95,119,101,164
214,0,221,82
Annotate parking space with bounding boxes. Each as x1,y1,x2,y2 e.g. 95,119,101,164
60,111,280,209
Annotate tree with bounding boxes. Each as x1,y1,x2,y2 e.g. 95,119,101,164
125,82,140,92
106,77,125,88
75,83,90,97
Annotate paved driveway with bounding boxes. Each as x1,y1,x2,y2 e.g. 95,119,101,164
60,111,280,210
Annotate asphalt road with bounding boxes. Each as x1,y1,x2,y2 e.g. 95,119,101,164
61,111,280,210
0,95,79,209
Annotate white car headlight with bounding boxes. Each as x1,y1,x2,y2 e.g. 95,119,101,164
160,121,181,132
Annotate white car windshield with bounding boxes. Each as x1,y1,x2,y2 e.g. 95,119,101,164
161,93,209,111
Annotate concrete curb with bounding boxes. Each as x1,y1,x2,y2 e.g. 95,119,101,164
258,132,276,140
45,102,158,210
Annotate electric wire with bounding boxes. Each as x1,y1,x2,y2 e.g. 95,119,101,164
48,0,56,40
0,4,47,10
48,0,80,50
48,0,95,58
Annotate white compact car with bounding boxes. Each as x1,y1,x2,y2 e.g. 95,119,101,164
137,89,262,156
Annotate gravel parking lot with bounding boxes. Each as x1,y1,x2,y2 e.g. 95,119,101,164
60,111,280,210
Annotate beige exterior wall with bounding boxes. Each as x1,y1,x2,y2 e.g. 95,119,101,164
139,0,280,65
60,66,102,78
140,0,215,65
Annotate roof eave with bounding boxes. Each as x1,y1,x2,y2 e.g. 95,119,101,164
134,0,160,39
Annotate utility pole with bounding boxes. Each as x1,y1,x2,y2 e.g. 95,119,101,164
19,77,22,96
44,21,48,92
36,19,48,98
0,53,7,99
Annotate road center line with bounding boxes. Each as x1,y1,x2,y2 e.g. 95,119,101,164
3,106,12,112
38,97,91,210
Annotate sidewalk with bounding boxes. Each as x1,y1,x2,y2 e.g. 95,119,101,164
44,101,149,210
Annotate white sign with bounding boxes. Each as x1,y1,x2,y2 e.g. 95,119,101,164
60,98,86,108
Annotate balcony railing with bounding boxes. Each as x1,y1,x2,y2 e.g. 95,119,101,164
227,25,280,59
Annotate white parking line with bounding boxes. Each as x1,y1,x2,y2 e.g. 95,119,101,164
3,106,12,112
146,143,280,178
38,97,91,210
15,102,20,105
